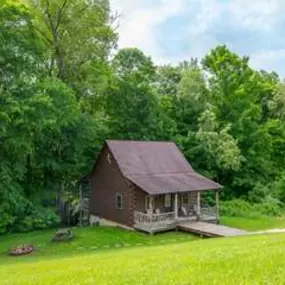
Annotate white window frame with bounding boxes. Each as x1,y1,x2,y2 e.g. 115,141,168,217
115,192,123,210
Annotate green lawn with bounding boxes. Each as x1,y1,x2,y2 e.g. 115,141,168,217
221,216,285,231
1,232,285,284
1,218,285,284
0,226,196,261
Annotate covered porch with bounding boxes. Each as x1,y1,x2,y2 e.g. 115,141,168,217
133,190,220,234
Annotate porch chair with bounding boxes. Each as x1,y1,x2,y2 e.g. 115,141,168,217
188,205,197,216
154,208,160,223
180,206,187,216
146,208,153,215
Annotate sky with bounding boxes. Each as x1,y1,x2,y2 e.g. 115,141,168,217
110,0,285,77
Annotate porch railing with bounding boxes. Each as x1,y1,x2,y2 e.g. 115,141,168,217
134,206,217,227
200,206,217,220
134,211,175,225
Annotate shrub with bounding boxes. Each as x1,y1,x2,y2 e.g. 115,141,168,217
272,174,285,203
221,199,254,217
0,205,60,234
14,207,60,232
254,197,283,216
0,212,15,234
248,182,269,203
221,198,284,218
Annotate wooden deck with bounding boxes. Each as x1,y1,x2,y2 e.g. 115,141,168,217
177,221,247,237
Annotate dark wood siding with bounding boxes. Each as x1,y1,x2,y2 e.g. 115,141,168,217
134,188,146,212
89,146,134,227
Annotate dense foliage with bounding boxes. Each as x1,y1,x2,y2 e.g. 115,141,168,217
0,0,284,233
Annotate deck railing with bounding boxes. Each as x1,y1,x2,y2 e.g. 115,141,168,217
134,207,217,233
135,206,217,225
134,211,175,225
200,206,217,220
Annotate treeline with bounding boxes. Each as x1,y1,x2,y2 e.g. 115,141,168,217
0,0,284,233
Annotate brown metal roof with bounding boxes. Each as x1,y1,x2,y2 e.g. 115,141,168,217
106,140,221,194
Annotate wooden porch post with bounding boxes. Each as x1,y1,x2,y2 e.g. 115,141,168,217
215,190,220,224
148,196,154,232
174,193,178,220
149,196,154,216
196,191,201,221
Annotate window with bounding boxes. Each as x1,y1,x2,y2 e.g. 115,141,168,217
164,194,171,208
116,193,123,209
106,153,111,164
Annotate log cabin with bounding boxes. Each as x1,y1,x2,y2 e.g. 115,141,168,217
89,140,222,233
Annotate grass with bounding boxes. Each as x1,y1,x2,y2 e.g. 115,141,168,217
0,226,196,261
1,232,285,284
1,217,285,284
221,216,285,231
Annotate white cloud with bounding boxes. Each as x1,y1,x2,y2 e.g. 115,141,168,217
189,0,223,34
250,49,285,72
110,0,285,76
228,0,285,31
110,0,187,60
110,0,141,15
184,0,223,59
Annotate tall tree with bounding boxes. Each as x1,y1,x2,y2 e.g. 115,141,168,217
155,65,182,97
202,46,284,197
0,1,106,233
26,0,117,105
106,48,161,140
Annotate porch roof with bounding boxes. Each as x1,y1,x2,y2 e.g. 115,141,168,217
126,172,221,195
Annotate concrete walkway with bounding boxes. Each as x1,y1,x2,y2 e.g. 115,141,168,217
250,228,285,235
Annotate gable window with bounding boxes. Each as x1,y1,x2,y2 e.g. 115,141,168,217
164,194,171,208
116,193,123,209
106,153,112,164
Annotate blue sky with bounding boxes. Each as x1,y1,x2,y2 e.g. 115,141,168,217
110,0,285,78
